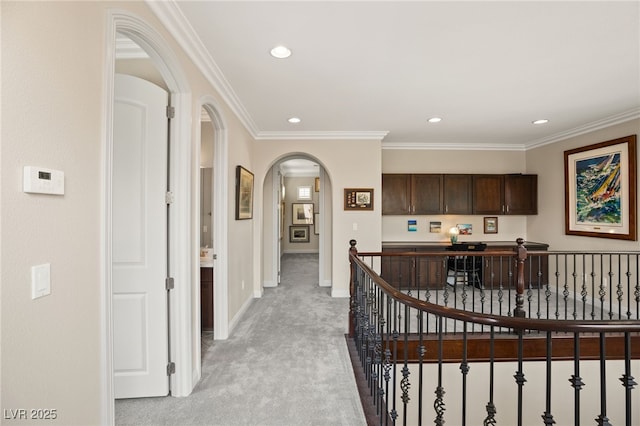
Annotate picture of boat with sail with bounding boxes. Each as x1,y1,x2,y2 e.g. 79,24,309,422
575,151,622,224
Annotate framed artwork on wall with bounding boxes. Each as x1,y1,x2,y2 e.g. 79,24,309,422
235,165,254,220
292,203,314,225
484,217,498,234
344,188,374,210
289,225,309,243
564,134,637,240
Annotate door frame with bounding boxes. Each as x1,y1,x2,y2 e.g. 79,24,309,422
102,10,196,423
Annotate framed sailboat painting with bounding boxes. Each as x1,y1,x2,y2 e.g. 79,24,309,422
564,134,637,240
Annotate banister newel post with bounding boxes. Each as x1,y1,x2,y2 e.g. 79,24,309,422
348,239,358,337
514,238,527,318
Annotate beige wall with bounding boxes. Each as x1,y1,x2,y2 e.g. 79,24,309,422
1,1,255,423
282,176,320,253
527,119,640,250
252,139,382,299
382,149,529,243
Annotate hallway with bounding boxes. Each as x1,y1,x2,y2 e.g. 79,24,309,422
115,253,366,425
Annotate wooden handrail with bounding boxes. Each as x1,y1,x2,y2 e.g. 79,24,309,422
349,240,640,334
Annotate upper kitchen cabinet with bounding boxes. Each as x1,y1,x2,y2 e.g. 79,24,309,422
443,174,472,214
473,175,505,214
382,174,411,215
412,174,444,215
382,174,444,215
504,174,537,215
383,173,537,215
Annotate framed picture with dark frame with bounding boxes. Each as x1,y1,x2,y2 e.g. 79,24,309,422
235,165,254,220
484,216,498,234
564,134,637,240
344,188,374,210
292,203,314,225
289,225,309,243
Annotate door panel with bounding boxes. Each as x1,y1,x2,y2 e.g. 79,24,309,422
113,74,169,399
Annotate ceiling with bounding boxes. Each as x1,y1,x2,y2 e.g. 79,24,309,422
149,1,639,150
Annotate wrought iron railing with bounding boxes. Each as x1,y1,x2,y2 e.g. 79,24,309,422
348,239,640,426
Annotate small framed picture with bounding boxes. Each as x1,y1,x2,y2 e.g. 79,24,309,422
289,225,309,243
292,203,314,225
344,188,374,210
484,216,498,234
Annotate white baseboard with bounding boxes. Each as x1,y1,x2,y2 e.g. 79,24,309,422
320,279,332,287
331,288,350,298
283,249,320,254
263,280,277,288
228,294,254,336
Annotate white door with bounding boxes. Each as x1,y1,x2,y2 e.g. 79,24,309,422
112,74,169,399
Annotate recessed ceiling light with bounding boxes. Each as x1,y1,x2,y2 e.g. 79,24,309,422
427,117,442,123
288,117,301,124
532,119,549,125
270,45,291,59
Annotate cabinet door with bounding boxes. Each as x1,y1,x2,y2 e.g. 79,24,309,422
412,174,443,214
200,267,214,331
380,248,415,288
382,174,411,215
482,254,515,289
415,251,446,290
473,175,504,214
505,175,537,214
443,175,472,214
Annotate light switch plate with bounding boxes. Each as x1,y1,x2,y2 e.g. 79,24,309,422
31,263,51,300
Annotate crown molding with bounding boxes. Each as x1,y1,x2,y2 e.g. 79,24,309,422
256,130,389,141
146,1,259,137
382,141,526,151
523,107,640,150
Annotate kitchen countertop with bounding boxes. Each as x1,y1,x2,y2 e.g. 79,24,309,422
382,241,549,250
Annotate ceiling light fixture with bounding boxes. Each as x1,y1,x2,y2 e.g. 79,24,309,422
428,117,442,123
270,45,292,59
288,117,301,124
532,119,549,125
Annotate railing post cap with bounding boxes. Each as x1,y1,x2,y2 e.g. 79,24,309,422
349,239,357,248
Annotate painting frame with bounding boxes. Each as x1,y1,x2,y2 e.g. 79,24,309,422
564,134,637,240
344,188,374,210
484,216,498,234
289,225,310,243
235,165,254,220
292,203,314,225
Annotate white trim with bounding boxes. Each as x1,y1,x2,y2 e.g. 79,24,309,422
200,97,230,341
146,1,259,137
228,296,255,335
331,288,351,298
283,249,321,254
524,107,640,150
321,279,332,288
257,130,389,141
103,11,195,420
382,141,526,151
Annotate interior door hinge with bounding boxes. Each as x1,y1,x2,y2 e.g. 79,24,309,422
167,362,176,376
165,277,174,291
166,105,175,119
165,191,174,204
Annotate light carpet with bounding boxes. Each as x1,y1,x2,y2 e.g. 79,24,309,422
115,253,367,426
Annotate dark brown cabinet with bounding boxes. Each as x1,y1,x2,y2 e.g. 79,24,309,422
380,247,446,290
443,174,472,214
473,175,505,214
201,267,214,331
505,174,537,215
382,174,443,215
382,173,537,215
382,174,411,215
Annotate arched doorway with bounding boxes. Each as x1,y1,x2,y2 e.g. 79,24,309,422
103,10,197,422
262,155,332,293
